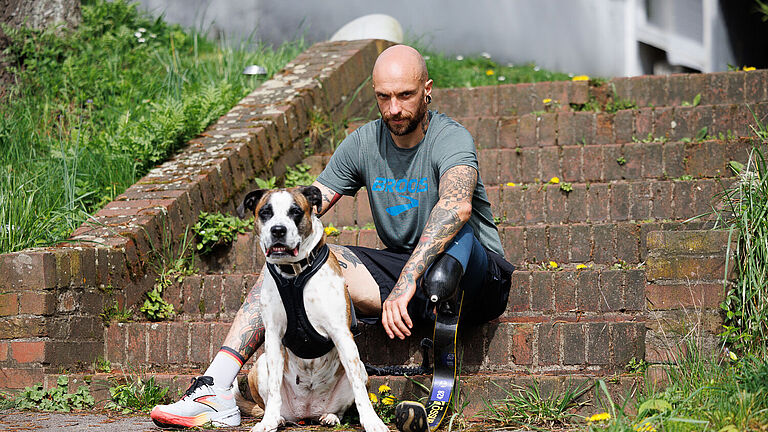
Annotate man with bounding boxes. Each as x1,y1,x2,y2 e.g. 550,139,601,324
151,44,512,429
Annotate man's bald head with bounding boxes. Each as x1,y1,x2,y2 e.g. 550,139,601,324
372,44,429,85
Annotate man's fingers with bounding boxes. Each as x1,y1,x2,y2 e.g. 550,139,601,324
400,302,413,330
382,306,394,339
393,303,411,338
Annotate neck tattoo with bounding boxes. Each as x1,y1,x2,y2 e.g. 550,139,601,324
421,114,429,135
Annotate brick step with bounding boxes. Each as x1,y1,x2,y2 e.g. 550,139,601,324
29,370,639,420
106,268,645,372
429,69,768,117
315,177,727,233
195,220,713,275
477,139,755,184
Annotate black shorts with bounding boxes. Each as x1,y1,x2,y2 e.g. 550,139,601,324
347,246,514,327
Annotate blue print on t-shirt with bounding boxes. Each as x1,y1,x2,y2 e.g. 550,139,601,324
372,177,428,215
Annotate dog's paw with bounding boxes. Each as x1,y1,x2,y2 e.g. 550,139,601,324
360,413,389,432
249,416,283,432
319,413,341,426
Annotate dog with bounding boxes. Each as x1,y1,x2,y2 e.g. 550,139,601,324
234,185,388,432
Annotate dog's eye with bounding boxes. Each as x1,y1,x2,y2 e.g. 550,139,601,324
258,205,273,220
288,205,303,216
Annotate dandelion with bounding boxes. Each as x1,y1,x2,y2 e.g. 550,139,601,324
486,69,495,76
378,384,391,393
587,412,611,422
369,393,378,404
743,66,756,71
549,176,560,184
549,261,558,269
381,396,396,405
635,422,656,432
576,264,587,269
506,182,516,187
498,76,506,81
572,75,590,81
324,226,339,236
481,52,492,59
455,55,464,61
542,98,552,104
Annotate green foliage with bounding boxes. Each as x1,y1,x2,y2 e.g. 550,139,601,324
682,93,702,107
139,288,175,321
193,211,254,255
625,357,648,375
560,182,573,193
0,0,302,254
480,380,590,428
93,356,112,373
616,156,627,166
99,300,132,325
106,375,170,414
254,176,277,189
717,132,768,353
411,42,570,88
284,163,316,187
11,376,94,412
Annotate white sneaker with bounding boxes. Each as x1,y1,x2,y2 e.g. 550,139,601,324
150,376,241,428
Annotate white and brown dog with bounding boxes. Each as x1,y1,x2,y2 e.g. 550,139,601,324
235,186,387,432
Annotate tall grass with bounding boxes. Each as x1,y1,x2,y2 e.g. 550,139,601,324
718,114,768,354
0,0,303,254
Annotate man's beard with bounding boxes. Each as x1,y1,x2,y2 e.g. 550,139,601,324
382,99,428,136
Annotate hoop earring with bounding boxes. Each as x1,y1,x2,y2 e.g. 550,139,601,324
426,95,432,104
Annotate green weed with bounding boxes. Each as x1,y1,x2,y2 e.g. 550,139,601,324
10,376,95,412
284,163,316,187
480,379,590,428
254,176,277,189
99,300,132,325
193,211,253,255
106,375,170,414
0,0,302,254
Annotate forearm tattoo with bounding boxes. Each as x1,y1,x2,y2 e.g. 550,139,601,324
229,273,266,359
387,165,477,300
328,244,363,268
319,190,341,217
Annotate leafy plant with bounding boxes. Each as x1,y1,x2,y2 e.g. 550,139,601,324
616,156,627,166
106,375,170,413
560,182,573,193
284,163,316,187
100,300,132,325
254,176,277,189
682,93,702,107
11,376,94,412
93,356,112,373
193,211,254,255
480,379,590,427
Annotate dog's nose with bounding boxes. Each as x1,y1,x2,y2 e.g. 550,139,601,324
270,225,287,238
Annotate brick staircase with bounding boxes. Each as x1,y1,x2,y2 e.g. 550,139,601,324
2,39,764,419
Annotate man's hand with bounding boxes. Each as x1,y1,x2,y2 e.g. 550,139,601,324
382,276,416,339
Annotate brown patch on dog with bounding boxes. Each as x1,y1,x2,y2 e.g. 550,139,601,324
251,190,277,237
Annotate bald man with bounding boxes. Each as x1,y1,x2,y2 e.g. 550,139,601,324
150,44,513,430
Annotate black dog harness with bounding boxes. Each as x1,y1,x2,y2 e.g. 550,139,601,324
266,243,356,359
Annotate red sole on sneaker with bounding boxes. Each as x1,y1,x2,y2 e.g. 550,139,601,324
150,408,210,428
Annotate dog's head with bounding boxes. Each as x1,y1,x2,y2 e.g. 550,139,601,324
237,185,323,261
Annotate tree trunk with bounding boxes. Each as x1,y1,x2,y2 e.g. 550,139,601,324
1,0,81,31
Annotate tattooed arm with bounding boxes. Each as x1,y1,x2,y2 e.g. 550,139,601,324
381,165,477,339
312,181,343,217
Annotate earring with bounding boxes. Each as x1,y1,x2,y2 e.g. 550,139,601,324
426,95,432,104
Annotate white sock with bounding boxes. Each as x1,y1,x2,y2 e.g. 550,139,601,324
204,348,244,389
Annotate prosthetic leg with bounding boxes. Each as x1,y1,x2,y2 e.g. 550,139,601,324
395,254,464,432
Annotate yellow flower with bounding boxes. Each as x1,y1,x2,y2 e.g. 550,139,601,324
729,351,738,361
588,412,611,422
506,182,516,187
743,66,756,71
576,264,587,269
378,384,391,393
549,176,560,184
369,393,378,404
572,75,590,81
634,422,656,432
381,396,396,405
542,98,552,104
549,261,558,269
486,69,495,76
324,226,339,236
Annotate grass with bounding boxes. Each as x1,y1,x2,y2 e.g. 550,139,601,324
0,0,303,254
412,43,572,88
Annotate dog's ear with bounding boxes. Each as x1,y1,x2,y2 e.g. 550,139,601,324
299,185,322,214
237,189,266,218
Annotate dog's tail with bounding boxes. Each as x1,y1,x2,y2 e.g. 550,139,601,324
232,376,265,418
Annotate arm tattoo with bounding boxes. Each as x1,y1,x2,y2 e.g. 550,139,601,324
388,165,477,300
229,273,266,358
329,244,363,268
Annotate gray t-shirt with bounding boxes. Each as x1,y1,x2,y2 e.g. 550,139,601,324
316,111,504,257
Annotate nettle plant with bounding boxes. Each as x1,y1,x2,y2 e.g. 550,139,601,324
193,211,254,255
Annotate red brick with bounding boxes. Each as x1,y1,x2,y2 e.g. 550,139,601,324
587,323,610,365
507,271,530,313
538,323,561,365
576,271,599,312
0,367,45,389
11,341,46,363
560,146,582,182
622,143,643,179
570,224,592,262
599,271,623,312
611,323,643,366
610,182,631,221
548,225,569,263
498,117,518,148
602,145,624,181
562,324,586,365
356,191,373,225
147,323,169,365
646,256,730,282
201,276,223,318
0,293,18,316
182,276,203,317
0,342,7,361
587,183,610,222
554,272,577,312
614,109,634,143
530,272,553,312
18,292,55,315
642,142,664,179
168,322,189,364
569,81,589,105
190,323,212,364
565,184,588,223
483,323,511,369
357,230,379,248
546,186,567,224
125,323,147,365
630,182,652,220
479,149,500,185
517,114,537,147
502,186,525,224
510,324,534,365
539,113,558,146
615,223,640,264
556,111,575,145
745,70,768,103
525,226,547,263
502,226,525,266
539,147,560,183
595,113,614,144
105,323,126,365
592,224,615,264
653,107,674,140
646,283,725,310
499,149,521,184
663,142,685,179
